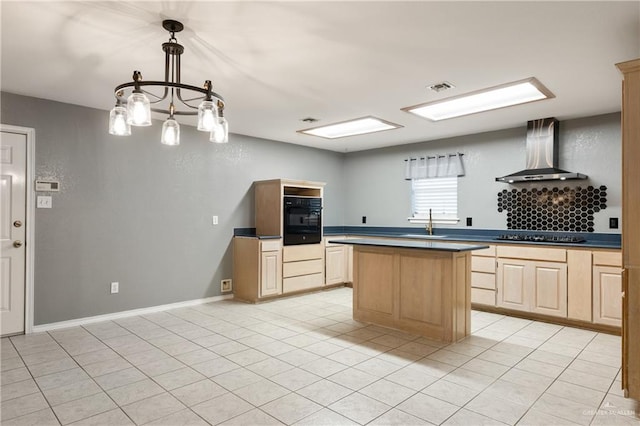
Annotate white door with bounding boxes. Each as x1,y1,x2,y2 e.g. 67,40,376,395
0,131,27,336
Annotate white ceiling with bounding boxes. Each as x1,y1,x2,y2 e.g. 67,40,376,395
1,1,639,152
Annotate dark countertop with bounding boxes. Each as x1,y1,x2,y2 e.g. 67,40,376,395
329,238,490,252
323,227,621,249
233,227,621,249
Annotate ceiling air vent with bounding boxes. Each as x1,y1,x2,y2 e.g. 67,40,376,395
427,81,455,93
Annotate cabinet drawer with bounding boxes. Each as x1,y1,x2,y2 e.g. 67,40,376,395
283,259,324,278
283,244,323,262
497,246,566,262
472,272,496,290
471,288,496,306
283,273,324,293
472,256,496,273
593,251,622,267
261,240,281,252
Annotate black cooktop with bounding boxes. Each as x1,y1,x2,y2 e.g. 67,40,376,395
496,234,586,244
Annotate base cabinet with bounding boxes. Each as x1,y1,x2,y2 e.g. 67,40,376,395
260,249,282,297
470,245,496,306
233,237,282,303
324,236,353,285
325,246,347,285
593,265,623,327
497,258,567,318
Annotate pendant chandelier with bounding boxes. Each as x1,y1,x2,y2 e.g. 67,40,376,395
108,19,228,145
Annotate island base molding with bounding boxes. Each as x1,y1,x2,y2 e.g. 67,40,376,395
352,246,471,343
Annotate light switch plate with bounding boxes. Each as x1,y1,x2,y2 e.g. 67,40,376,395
37,196,52,208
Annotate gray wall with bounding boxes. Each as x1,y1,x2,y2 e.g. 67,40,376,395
1,92,621,325
343,113,621,233
1,92,345,325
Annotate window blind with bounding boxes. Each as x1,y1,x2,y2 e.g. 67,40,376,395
411,176,458,222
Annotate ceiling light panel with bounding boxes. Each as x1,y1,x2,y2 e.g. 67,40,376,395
298,116,402,139
403,78,554,121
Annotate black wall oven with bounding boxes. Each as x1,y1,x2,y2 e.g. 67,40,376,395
283,196,322,245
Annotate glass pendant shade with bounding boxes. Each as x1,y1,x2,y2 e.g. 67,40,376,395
161,118,180,146
210,117,229,143
126,91,152,126
197,100,219,132
108,106,131,136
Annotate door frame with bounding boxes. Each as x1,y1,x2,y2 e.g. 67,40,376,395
1,124,35,334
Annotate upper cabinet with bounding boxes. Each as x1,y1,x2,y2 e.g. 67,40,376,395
617,58,640,400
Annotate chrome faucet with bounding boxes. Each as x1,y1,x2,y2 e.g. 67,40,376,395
427,208,433,235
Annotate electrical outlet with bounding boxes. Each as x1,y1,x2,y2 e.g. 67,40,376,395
212,215,219,225
110,282,119,294
466,217,473,226
362,216,367,224
221,279,232,292
609,217,619,229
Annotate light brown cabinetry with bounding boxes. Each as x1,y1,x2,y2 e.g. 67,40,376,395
282,244,324,293
324,236,353,285
592,251,622,327
567,249,593,321
353,244,471,342
233,238,282,303
260,246,283,297
470,245,496,306
496,246,567,318
254,179,324,237
617,58,640,400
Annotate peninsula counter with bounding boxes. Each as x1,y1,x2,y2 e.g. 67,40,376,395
330,239,489,342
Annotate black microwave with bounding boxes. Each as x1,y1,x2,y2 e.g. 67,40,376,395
283,196,322,245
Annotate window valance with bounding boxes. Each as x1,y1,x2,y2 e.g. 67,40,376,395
404,152,465,180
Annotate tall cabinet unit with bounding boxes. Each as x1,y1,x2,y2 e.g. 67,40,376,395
234,179,337,303
617,58,640,400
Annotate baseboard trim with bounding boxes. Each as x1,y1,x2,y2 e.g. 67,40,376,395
31,294,234,333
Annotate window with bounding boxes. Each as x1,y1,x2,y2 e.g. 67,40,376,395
409,176,459,224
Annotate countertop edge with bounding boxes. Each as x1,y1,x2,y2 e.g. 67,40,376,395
329,238,490,252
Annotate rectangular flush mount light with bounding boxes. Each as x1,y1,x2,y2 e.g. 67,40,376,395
298,116,402,139
402,77,554,121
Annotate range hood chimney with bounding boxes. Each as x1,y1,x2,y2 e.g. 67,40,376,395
496,117,587,183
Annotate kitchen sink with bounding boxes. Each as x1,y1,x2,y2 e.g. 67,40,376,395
401,234,448,239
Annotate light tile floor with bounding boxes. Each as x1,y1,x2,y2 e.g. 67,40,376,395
2,287,639,425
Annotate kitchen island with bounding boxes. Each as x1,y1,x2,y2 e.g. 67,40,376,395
330,238,488,343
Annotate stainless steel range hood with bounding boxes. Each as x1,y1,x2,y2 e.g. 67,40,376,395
496,117,587,183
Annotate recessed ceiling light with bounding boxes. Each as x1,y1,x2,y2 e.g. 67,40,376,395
403,77,554,121
298,116,402,139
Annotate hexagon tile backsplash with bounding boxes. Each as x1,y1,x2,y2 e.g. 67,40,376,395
497,186,607,232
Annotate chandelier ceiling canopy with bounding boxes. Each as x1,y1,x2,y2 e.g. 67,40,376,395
108,19,228,145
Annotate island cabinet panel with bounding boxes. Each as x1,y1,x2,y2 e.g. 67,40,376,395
352,245,471,342
354,250,395,316
399,254,445,326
